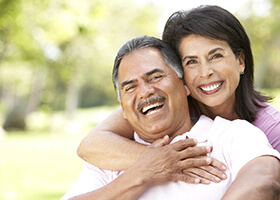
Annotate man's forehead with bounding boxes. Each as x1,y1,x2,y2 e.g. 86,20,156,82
119,48,168,73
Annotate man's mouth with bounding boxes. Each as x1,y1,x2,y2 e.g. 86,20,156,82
141,102,164,115
199,81,223,92
137,96,166,116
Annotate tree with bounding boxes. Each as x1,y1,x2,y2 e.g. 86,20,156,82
0,0,161,130
237,0,280,88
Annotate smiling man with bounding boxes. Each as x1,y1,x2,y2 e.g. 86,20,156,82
118,46,193,143
61,36,280,200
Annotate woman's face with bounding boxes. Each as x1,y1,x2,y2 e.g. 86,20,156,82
179,34,245,109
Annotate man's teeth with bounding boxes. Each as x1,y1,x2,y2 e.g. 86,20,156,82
200,82,222,92
142,102,164,113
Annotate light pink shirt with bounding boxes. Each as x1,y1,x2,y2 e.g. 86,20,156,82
61,116,280,200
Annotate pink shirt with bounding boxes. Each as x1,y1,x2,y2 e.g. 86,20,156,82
253,103,280,152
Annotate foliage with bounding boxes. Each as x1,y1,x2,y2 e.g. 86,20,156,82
0,0,161,130
1,0,279,131
237,0,280,88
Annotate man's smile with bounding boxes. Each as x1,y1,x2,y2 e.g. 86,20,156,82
141,102,165,115
137,96,166,116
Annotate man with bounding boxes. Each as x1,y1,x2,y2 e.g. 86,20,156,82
61,36,280,200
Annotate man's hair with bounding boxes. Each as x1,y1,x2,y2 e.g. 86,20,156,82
162,5,271,122
112,36,183,101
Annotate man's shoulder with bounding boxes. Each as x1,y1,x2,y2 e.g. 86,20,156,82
211,116,263,139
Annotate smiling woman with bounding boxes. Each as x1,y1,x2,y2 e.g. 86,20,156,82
179,34,245,119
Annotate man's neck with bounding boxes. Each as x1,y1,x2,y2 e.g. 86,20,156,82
136,115,195,144
168,119,196,141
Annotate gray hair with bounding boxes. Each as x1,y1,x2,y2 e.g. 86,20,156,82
112,36,183,101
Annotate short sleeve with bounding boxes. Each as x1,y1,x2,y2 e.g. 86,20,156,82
60,162,112,200
253,103,280,152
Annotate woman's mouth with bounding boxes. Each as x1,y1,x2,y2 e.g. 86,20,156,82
199,81,223,94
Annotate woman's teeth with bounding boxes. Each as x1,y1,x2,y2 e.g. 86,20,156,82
200,82,222,92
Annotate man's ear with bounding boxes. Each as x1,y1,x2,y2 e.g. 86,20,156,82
120,101,127,119
184,85,191,96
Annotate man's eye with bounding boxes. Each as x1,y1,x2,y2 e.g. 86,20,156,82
125,85,136,92
150,75,163,81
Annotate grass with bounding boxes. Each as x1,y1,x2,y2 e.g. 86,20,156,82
0,132,85,200
0,89,279,200
0,105,119,200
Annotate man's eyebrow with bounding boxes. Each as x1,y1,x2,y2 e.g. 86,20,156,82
121,79,136,90
145,68,164,77
120,69,164,89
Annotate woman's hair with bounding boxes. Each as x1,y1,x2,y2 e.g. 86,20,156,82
112,36,183,101
162,5,271,122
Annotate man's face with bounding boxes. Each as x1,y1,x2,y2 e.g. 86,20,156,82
118,47,190,143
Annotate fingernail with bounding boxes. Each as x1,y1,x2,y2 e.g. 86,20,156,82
195,178,200,184
222,174,227,179
206,146,211,152
222,165,227,171
215,177,221,182
186,135,189,139
206,158,211,164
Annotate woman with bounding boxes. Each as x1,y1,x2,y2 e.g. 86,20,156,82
77,5,280,181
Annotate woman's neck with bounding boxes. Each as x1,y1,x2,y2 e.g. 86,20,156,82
197,101,240,121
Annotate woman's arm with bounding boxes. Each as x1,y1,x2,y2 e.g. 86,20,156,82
77,107,144,170
77,107,227,182
69,137,218,200
222,156,280,200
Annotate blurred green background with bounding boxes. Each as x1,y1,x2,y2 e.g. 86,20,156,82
0,0,279,199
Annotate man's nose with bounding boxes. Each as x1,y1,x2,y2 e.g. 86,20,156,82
138,82,155,99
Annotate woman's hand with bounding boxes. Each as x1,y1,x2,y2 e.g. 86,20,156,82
182,158,227,184
132,136,225,185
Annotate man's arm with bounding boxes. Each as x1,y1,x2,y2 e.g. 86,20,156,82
222,156,280,200
69,167,150,200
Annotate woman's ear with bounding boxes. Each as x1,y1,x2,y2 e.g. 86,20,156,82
238,52,245,74
120,101,127,119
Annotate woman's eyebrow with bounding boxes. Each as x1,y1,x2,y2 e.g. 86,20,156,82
208,47,224,55
182,55,197,62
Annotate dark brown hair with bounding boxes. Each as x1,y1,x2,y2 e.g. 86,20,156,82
162,5,271,122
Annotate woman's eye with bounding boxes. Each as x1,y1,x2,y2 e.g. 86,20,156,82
186,60,197,66
211,53,223,60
